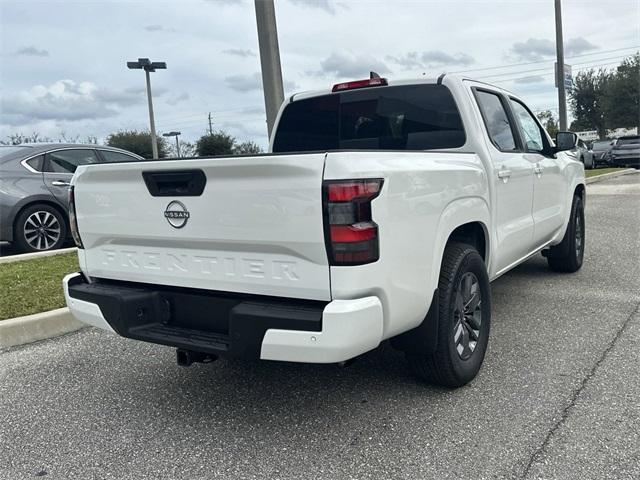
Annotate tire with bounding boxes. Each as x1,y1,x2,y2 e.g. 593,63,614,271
406,242,491,388
546,195,584,273
14,204,67,253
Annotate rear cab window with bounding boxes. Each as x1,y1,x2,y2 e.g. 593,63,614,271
272,84,466,153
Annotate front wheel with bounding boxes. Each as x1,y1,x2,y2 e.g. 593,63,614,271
406,242,491,388
546,195,585,272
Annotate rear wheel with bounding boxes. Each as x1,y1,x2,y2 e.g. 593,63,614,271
546,195,584,273
406,242,491,388
14,204,67,252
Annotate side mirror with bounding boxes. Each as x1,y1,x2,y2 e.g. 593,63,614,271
555,131,578,152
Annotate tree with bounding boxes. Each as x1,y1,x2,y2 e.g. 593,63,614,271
568,69,609,137
536,110,559,138
233,140,263,155
196,131,235,156
171,140,196,158
106,130,169,159
0,132,54,145
602,53,640,131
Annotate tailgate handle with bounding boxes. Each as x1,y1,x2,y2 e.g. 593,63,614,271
142,170,206,197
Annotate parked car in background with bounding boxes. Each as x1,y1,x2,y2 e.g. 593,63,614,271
576,139,594,169
0,144,143,252
591,139,615,167
610,135,640,168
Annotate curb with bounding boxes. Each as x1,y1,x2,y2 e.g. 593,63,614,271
0,307,85,349
586,168,637,185
0,246,77,264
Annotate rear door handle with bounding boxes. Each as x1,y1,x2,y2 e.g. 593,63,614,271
51,180,71,187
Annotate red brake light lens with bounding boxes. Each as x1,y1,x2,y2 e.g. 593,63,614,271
323,179,383,266
327,181,382,202
331,78,388,92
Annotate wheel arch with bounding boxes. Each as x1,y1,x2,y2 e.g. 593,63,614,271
430,196,491,294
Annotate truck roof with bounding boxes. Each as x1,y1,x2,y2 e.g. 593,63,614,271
288,74,516,102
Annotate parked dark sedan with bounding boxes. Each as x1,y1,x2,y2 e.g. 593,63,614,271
610,135,640,168
590,139,615,167
0,144,143,252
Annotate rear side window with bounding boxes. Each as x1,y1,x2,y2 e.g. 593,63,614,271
99,150,140,163
273,84,466,152
475,90,517,152
25,155,44,172
44,149,99,174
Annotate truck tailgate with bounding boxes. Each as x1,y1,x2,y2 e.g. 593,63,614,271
73,154,331,301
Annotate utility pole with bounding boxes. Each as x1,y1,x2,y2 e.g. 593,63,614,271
254,0,284,139
208,112,213,135
127,58,167,159
554,0,567,131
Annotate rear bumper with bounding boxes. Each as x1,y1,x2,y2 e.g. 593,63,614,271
63,273,383,363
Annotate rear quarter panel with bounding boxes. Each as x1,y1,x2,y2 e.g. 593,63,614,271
324,151,489,339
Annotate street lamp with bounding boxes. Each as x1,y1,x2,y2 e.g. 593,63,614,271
163,131,182,158
127,58,167,159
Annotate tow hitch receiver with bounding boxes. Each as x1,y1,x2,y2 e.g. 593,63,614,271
176,349,218,367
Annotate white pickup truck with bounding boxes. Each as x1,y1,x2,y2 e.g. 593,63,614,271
64,75,585,387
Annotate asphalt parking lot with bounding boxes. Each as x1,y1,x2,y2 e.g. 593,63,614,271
1,173,639,480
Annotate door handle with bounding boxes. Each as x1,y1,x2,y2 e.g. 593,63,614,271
51,180,71,187
497,169,512,180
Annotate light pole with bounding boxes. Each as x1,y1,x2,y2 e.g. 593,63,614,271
554,0,567,131
127,58,167,159
254,0,284,139
163,131,181,158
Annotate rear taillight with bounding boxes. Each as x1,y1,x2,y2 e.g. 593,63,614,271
68,186,84,249
323,179,383,265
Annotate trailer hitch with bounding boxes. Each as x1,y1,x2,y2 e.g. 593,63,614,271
176,349,218,367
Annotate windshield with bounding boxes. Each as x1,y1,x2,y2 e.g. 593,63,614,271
0,146,32,158
273,84,466,153
592,141,611,149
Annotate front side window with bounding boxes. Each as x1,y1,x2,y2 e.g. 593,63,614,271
475,90,517,151
99,150,140,163
45,149,99,174
509,99,545,153
273,84,466,152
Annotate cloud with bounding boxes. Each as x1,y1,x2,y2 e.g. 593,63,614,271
565,37,598,56
0,80,157,126
222,48,256,58
224,72,297,92
288,0,337,15
15,46,49,57
317,52,390,78
144,24,176,33
513,75,547,84
166,92,190,105
510,37,598,61
387,51,474,69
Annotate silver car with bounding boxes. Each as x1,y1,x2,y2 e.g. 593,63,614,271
0,143,143,252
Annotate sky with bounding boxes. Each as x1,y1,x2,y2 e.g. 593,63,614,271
1,0,639,150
